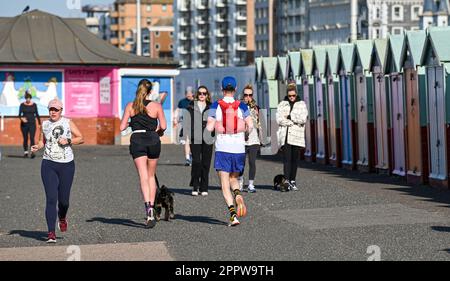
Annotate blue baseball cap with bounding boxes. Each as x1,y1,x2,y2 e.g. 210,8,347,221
222,76,237,90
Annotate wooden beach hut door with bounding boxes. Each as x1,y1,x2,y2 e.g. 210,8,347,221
340,73,353,165
315,76,326,159
303,79,312,158
391,73,406,176
405,69,422,177
356,72,369,166
373,68,389,170
328,76,337,162
427,66,447,180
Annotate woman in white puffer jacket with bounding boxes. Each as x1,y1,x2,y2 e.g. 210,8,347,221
276,83,308,191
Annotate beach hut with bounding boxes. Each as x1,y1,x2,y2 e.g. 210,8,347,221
370,39,392,174
276,56,289,102
354,40,376,172
400,30,429,185
386,34,407,177
312,46,329,164
421,27,450,188
260,57,280,155
301,49,316,162
287,51,303,97
325,45,342,167
338,43,357,170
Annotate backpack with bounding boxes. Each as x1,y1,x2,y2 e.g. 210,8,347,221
218,99,241,134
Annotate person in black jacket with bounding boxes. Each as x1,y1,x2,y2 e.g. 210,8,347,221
185,86,214,196
19,91,41,158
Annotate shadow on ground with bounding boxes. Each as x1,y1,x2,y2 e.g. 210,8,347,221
174,214,228,226
259,153,450,208
431,226,450,233
7,230,58,242
86,217,147,229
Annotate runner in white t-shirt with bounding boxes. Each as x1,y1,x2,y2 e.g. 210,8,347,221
207,76,253,226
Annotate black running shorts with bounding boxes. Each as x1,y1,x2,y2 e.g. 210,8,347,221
129,133,161,159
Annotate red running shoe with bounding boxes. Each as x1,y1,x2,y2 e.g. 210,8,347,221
47,232,56,243
58,219,68,232
235,195,247,218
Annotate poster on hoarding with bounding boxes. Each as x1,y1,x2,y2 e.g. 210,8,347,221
65,69,98,116
0,70,63,116
99,76,111,104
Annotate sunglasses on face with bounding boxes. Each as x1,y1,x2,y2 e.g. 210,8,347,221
288,95,297,98
49,108,61,112
244,94,253,97
198,91,208,96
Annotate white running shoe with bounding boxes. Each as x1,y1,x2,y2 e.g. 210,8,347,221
201,192,208,196
247,185,256,193
192,190,199,196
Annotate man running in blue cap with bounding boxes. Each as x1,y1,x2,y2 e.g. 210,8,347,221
207,76,253,226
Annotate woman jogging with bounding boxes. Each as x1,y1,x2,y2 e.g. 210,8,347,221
19,91,40,158
276,83,308,191
31,98,84,243
120,79,167,228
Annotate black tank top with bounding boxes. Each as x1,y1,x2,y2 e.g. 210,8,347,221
130,100,158,132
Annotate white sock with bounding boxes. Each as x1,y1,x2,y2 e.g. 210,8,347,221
186,154,190,160
239,176,244,182
249,180,254,187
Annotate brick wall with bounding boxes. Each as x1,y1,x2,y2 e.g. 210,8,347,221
0,117,120,146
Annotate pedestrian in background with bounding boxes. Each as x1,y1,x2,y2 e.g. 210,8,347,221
185,86,214,196
238,84,261,193
19,90,40,158
174,86,194,166
276,83,308,191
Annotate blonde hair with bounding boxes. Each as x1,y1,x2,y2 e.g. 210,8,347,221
287,83,297,94
133,79,152,115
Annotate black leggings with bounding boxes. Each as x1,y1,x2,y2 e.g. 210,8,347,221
190,142,213,192
41,160,75,232
21,123,36,152
283,144,300,182
246,145,260,181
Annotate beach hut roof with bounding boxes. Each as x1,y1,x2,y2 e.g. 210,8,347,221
387,34,406,73
313,46,327,75
262,57,278,80
325,45,340,75
370,39,389,72
287,51,301,79
276,56,288,80
422,27,450,64
301,49,314,76
401,30,427,68
338,43,355,73
354,40,373,72
255,57,263,82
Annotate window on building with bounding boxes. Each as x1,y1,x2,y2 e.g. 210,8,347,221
411,5,422,21
170,31,174,37
373,28,381,39
375,7,380,19
155,31,160,37
162,4,167,12
146,5,151,12
170,44,173,50
392,5,403,21
392,27,403,35
119,5,125,12
155,44,160,50
147,17,152,25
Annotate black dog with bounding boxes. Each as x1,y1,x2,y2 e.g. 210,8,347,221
155,176,175,221
273,174,290,192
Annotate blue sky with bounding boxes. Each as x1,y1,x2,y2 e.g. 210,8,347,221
0,0,115,18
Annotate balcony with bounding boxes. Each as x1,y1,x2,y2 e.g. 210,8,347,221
216,44,227,52
110,38,119,45
178,47,188,55
236,27,247,36
110,24,119,31
197,1,208,10
215,13,226,22
197,45,207,54
236,0,246,5
197,16,208,25
236,12,247,21
236,42,247,51
110,11,119,18
179,4,189,12
197,31,207,39
180,18,189,26
216,0,226,8
179,32,188,40
215,29,228,37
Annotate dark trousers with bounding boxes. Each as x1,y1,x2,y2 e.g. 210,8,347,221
21,123,36,152
283,144,300,182
41,160,75,232
190,142,213,192
245,145,260,181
